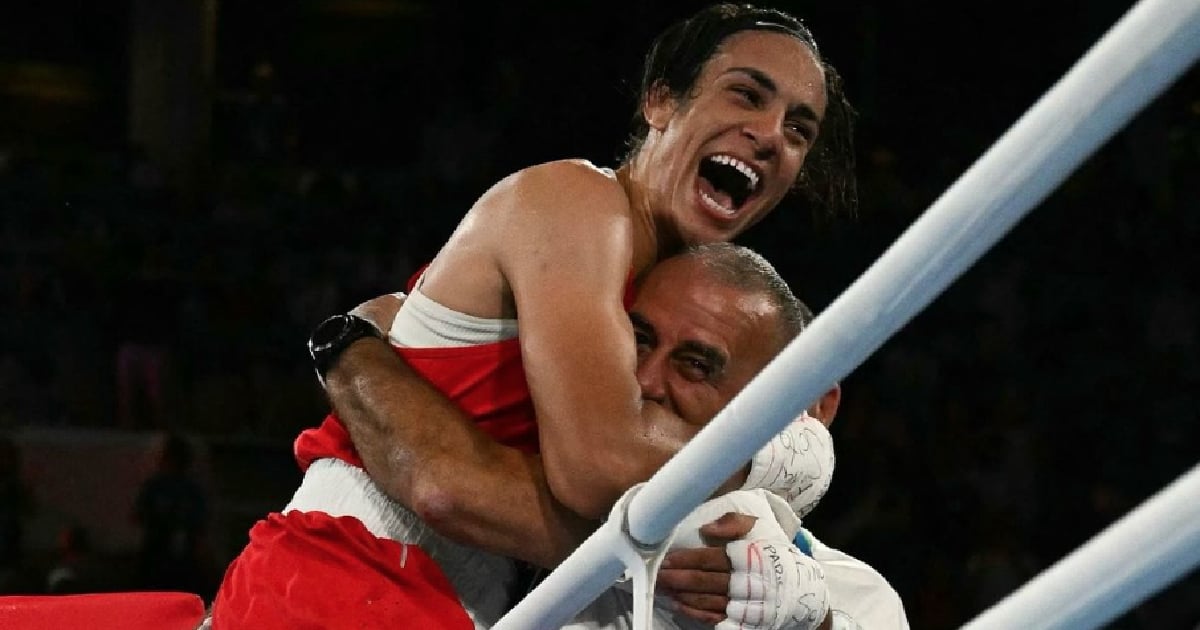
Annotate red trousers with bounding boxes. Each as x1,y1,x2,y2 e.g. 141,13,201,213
211,511,475,630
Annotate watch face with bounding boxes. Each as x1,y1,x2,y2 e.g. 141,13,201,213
311,315,350,350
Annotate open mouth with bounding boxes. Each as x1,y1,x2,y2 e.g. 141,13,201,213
697,154,760,218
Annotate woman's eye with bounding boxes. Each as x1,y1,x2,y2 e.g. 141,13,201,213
786,121,815,143
733,86,761,105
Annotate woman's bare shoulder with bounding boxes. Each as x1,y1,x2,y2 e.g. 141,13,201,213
484,159,629,222
525,158,617,179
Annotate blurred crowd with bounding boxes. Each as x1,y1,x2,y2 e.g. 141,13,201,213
2,14,1199,628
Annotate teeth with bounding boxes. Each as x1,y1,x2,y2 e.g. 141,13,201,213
700,190,735,216
711,154,759,191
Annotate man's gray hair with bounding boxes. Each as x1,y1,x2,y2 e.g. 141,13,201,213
678,243,813,347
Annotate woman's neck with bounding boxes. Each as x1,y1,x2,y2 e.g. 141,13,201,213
615,162,684,276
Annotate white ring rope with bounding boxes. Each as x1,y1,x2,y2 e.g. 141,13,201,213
962,463,1200,629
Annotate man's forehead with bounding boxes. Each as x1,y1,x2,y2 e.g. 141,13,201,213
635,264,776,353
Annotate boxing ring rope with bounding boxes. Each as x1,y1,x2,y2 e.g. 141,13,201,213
494,0,1200,627
961,462,1200,629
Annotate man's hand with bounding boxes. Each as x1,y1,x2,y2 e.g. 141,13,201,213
659,490,831,630
658,513,756,624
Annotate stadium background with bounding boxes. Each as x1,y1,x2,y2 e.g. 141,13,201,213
1,1,1197,627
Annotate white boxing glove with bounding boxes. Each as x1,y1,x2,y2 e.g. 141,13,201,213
741,413,835,519
673,490,829,630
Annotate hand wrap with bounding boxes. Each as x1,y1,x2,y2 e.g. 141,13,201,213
674,490,830,630
741,413,835,519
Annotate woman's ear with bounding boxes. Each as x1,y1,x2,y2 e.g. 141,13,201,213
642,82,676,132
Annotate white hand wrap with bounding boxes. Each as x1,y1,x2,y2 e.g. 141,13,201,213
741,413,835,518
673,490,829,630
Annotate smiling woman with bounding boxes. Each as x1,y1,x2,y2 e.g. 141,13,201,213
210,4,859,629
633,26,833,238
320,0,857,521
625,11,857,237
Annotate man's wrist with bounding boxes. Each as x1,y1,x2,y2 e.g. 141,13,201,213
308,313,383,386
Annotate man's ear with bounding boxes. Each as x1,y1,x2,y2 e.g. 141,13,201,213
642,81,676,132
807,383,841,428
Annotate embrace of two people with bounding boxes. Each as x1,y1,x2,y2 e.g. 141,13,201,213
209,4,906,629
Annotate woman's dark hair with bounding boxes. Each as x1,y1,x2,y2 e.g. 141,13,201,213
624,3,857,220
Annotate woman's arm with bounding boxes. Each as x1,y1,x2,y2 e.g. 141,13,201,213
484,162,725,519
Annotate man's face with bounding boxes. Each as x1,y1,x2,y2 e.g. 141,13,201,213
630,256,783,425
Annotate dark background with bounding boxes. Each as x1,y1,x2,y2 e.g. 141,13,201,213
1,0,1198,627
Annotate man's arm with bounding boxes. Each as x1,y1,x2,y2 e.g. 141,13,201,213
323,290,736,568
325,335,593,568
326,296,787,625
326,331,765,620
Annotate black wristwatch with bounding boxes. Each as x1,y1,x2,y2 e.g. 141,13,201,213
308,313,382,385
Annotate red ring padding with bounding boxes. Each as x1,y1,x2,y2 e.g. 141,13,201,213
0,592,206,630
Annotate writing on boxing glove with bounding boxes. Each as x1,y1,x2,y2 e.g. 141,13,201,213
672,490,828,630
741,413,835,519
721,538,828,630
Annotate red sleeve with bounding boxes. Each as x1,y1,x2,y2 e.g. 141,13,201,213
293,415,364,471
